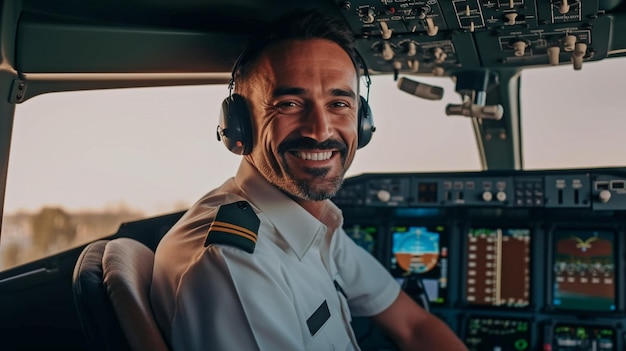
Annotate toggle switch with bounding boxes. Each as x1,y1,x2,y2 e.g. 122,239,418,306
504,12,518,25
408,59,420,73
380,21,392,40
547,46,560,65
513,41,527,57
425,17,439,36
433,47,447,63
563,35,577,51
382,42,394,60
572,42,587,70
407,42,417,56
559,0,571,14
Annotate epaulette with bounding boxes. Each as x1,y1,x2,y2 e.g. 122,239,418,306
204,201,260,253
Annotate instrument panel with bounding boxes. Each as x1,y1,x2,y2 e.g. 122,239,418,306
334,167,626,350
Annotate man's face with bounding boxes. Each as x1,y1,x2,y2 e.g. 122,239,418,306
243,39,359,201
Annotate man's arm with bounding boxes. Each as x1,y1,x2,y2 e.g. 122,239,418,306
371,290,468,351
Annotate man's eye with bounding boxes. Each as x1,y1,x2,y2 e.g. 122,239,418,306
275,101,302,114
330,101,350,108
277,101,297,107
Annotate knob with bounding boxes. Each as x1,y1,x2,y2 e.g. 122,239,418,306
504,12,518,25
482,191,493,202
408,59,420,72
380,21,393,40
377,190,391,202
559,0,571,14
360,7,375,24
425,17,439,36
496,191,507,202
563,35,577,51
382,42,394,60
598,189,611,203
513,41,527,57
418,6,429,20
547,46,560,65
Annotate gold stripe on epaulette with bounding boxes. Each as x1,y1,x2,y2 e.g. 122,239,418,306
210,221,257,242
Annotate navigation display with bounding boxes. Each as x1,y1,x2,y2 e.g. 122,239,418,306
465,228,531,308
344,223,378,255
551,229,616,312
464,316,531,351
390,225,448,304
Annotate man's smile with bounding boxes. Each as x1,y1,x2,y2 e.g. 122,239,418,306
292,150,334,161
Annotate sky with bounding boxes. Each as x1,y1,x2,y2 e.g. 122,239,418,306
3,57,625,216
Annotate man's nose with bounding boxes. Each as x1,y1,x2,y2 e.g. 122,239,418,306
302,104,333,141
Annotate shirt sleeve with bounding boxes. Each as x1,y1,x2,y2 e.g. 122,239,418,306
169,245,305,351
332,228,401,317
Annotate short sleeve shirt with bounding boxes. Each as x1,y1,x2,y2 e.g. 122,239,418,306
150,159,400,351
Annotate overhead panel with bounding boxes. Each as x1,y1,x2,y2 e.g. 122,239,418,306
338,0,613,74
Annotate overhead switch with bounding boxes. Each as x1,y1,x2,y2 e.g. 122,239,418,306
382,42,394,60
380,21,393,40
559,0,571,14
433,47,447,63
425,17,439,36
513,41,527,57
547,46,560,65
408,59,420,73
505,13,518,25
572,42,586,70
563,35,577,51
407,42,417,56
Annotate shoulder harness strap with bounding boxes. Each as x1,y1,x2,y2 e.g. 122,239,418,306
204,200,260,253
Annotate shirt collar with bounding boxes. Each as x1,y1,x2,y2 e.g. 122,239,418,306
234,159,343,259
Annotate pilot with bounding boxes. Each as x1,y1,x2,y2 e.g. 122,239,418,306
150,8,468,351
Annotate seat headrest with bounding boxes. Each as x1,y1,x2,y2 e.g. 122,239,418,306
103,238,169,351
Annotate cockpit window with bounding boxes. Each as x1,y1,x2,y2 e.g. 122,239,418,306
1,85,240,270
1,76,481,270
521,56,626,170
349,75,481,176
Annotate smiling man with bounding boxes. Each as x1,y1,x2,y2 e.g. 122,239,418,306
150,9,467,351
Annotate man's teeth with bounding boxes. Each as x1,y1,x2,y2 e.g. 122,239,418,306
296,151,332,161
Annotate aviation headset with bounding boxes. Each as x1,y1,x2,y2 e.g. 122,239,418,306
217,43,375,155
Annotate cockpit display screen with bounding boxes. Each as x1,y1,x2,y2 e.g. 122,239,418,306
344,223,378,256
465,228,531,308
390,225,448,304
551,229,616,312
552,324,616,350
464,316,531,351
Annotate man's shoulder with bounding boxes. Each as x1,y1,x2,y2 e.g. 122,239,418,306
203,200,260,254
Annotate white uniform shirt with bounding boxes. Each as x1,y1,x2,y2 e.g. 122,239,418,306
151,159,400,351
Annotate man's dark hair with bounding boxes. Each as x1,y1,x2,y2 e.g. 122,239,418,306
231,9,361,88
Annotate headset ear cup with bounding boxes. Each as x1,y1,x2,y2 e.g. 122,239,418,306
218,93,253,155
357,95,374,149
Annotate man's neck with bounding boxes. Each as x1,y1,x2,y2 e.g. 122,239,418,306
291,197,328,219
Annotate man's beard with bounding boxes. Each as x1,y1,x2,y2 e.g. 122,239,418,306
276,137,348,201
